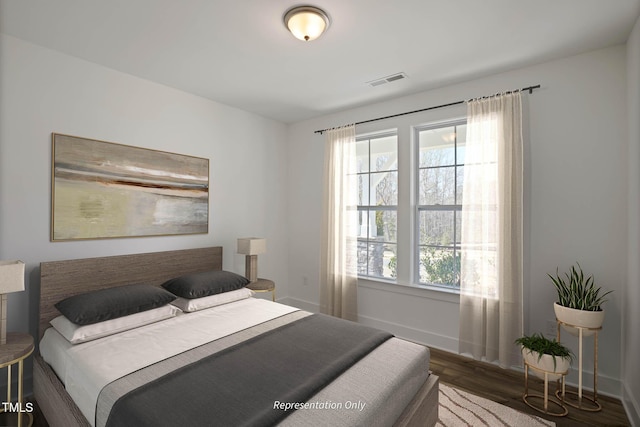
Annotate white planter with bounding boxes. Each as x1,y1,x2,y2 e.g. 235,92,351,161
553,302,604,337
522,348,570,381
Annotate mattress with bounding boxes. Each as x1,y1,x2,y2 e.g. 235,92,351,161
40,298,430,426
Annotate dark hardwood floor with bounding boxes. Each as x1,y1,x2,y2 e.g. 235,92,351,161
430,347,630,426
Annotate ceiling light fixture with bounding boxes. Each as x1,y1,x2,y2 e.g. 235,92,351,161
283,6,330,41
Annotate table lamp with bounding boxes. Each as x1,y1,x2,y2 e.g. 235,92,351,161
237,238,266,283
0,260,25,345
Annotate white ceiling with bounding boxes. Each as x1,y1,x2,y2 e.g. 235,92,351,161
1,0,639,123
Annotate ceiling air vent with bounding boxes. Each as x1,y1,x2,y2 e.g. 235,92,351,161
367,72,407,87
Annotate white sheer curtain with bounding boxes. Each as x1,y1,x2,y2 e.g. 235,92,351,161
459,92,523,368
320,125,359,321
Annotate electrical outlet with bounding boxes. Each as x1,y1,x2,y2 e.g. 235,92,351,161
546,320,558,337
302,276,308,286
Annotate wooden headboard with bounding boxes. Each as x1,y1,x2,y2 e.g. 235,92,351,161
39,246,223,340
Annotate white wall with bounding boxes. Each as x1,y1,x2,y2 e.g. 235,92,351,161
624,14,640,427
0,34,289,393
1,26,634,417
286,45,628,397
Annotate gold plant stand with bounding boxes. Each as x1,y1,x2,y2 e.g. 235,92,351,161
523,361,568,417
555,320,602,412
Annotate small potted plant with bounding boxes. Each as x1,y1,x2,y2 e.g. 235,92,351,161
515,333,573,380
549,263,613,336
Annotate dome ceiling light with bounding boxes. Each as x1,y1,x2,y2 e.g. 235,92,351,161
283,6,330,41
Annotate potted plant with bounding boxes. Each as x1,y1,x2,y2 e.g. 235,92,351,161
515,333,573,380
549,263,613,336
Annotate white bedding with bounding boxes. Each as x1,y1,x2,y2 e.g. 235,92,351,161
41,297,432,427
40,298,299,425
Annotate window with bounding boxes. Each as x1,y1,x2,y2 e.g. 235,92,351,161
354,120,467,291
355,132,398,280
416,121,466,288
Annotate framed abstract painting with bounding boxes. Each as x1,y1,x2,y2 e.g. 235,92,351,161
51,133,209,241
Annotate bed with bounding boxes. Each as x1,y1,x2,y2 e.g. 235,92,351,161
34,246,439,427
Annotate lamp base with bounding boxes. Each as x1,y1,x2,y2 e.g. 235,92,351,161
245,255,258,283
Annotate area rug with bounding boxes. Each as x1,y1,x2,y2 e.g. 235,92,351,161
437,383,555,427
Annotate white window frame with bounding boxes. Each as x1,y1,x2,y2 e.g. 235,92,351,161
353,113,467,297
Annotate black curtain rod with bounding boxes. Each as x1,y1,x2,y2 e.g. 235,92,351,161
314,84,541,135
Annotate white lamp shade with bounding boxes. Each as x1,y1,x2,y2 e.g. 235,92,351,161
284,6,330,41
237,238,267,255
0,260,25,293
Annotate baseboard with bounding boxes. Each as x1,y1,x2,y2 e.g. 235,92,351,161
560,368,622,400
355,313,623,399
356,313,459,353
281,298,458,351
276,296,320,313
623,382,640,427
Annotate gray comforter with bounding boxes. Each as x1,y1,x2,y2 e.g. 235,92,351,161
98,312,393,427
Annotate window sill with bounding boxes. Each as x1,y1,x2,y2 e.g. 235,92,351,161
357,277,460,304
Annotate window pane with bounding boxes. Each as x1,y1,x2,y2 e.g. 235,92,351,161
456,124,466,165
370,136,397,172
419,127,455,168
356,140,369,173
357,210,369,238
371,171,398,205
420,210,454,246
357,209,396,241
356,132,398,281
370,209,397,242
456,166,464,204
367,243,397,279
358,175,369,205
357,240,368,275
419,167,455,205
415,121,465,288
419,247,460,286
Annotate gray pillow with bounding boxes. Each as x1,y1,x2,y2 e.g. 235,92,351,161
161,270,249,299
55,284,176,325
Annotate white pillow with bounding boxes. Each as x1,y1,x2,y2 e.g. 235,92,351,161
51,304,180,344
171,287,254,312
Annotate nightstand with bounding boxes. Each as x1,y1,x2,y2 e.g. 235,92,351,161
247,278,276,302
0,332,34,427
